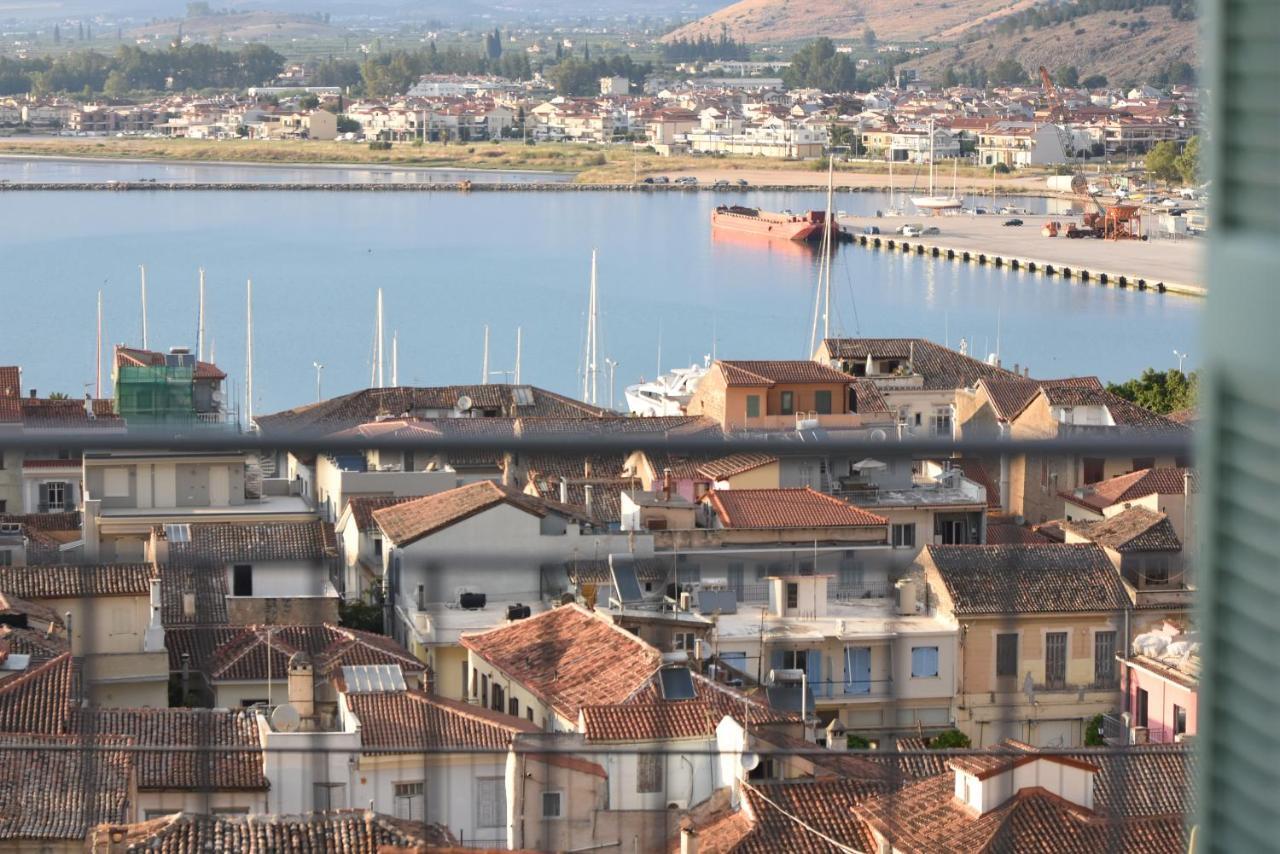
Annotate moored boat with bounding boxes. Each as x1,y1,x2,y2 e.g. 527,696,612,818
711,205,835,242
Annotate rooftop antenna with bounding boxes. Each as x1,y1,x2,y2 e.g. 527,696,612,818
95,289,103,399
656,321,663,377
514,326,522,385
139,264,148,349
391,330,398,387
312,361,324,403
244,279,254,430
995,309,1002,364
582,250,599,405
481,325,490,385
196,268,206,363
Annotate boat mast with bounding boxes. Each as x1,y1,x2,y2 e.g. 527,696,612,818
139,264,148,350
928,117,935,197
375,288,384,389
245,279,253,430
391,330,398,386
822,151,835,341
482,324,490,385
583,250,599,405
95,289,102,399
197,268,206,363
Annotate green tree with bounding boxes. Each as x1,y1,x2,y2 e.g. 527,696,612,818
862,28,877,47
298,94,320,109
1081,73,1108,89
1055,64,1079,87
1175,135,1199,185
941,66,958,87
1106,368,1198,415
1084,714,1107,746
783,38,857,92
1145,140,1181,184
103,69,128,98
928,729,972,749
46,392,70,400
989,57,1027,85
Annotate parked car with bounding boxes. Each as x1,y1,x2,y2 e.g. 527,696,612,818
1003,218,1024,227
863,225,881,235
922,226,941,235
735,178,749,187
652,175,670,184
712,180,730,189
901,225,923,237
675,176,698,185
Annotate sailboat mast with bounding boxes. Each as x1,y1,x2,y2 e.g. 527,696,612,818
514,327,522,385
375,288,384,389
822,152,835,341
245,279,254,430
391,330,398,386
197,268,206,363
482,324,490,385
96,290,103,399
139,265,148,349
928,118,935,197
590,250,599,406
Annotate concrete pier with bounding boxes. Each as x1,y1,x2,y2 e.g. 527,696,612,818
838,213,1204,297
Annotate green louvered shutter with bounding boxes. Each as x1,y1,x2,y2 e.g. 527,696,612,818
1195,1,1280,850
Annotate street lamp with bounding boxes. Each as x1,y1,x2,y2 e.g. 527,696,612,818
312,361,324,403
1173,349,1189,374
604,358,619,411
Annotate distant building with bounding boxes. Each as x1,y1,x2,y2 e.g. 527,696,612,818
599,76,630,96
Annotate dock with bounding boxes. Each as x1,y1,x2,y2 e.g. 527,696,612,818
837,213,1205,297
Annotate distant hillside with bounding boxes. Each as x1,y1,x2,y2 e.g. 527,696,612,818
661,0,1041,45
127,11,338,42
900,5,1196,86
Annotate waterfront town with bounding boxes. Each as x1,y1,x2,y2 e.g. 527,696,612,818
0,329,1196,851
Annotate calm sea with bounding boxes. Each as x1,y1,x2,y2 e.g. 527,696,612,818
0,168,1201,416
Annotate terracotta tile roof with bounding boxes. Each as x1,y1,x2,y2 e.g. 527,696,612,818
695,453,778,481
347,690,536,751
183,520,336,562
822,338,1019,390
209,624,424,683
733,779,882,854
71,708,267,790
0,624,69,665
0,653,77,734
0,734,133,842
709,488,888,529
0,512,79,532
460,603,661,721
531,477,627,525
1166,407,1197,425
344,495,419,531
115,345,226,380
894,736,949,779
581,701,720,742
374,480,586,546
0,367,18,398
927,544,1129,614
952,458,1001,509
984,523,1054,545
19,457,82,468
1062,507,1182,553
89,810,457,853
565,557,669,585
163,626,240,671
159,563,228,627
0,563,153,599
0,591,63,627
980,376,1104,421
718,360,853,387
1062,467,1192,512
1038,386,1188,432
255,384,609,432
850,378,892,415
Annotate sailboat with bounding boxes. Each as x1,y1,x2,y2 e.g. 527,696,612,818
911,117,963,214
884,155,905,217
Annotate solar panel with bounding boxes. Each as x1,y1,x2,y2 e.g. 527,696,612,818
698,589,737,615
341,664,407,693
659,666,697,700
609,556,643,604
164,524,191,543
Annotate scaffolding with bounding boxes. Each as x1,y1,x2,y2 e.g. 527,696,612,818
113,363,195,424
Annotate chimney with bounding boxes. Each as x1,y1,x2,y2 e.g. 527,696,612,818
825,718,848,751
287,651,315,729
181,593,196,619
662,467,673,501
84,393,94,418
679,820,699,854
583,484,594,515
559,479,568,504
28,388,36,399
584,459,593,478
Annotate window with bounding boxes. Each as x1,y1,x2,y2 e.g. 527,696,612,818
1045,632,1068,689
508,697,519,717
779,391,794,415
1143,557,1171,585
526,707,534,722
239,698,267,707
911,646,939,678
892,523,916,548
838,560,863,589
778,649,808,671
476,778,506,827
42,481,66,511
0,500,5,513
745,395,760,418
481,674,489,703
232,564,252,597
1173,704,1187,736
373,537,382,557
636,753,664,793
0,551,10,567
1094,630,1117,687
313,782,345,811
393,782,424,821
785,582,798,609
996,633,1018,678
491,682,505,713
541,791,563,819
932,408,953,437
1082,457,1106,484
814,389,832,414
673,632,695,651
109,605,131,636
844,646,871,694
1135,688,1149,728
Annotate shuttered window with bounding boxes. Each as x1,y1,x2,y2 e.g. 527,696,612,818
475,778,505,827
1045,632,1067,688
996,633,1018,678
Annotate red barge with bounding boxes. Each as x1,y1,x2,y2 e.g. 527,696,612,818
711,205,836,242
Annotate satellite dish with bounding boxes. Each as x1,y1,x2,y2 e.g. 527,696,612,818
455,394,473,412
869,429,888,441
271,703,302,733
740,752,760,772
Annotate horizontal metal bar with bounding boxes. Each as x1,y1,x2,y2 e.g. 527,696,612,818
1,430,1193,457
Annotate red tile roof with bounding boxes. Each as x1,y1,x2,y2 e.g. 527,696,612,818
89,810,457,853
984,523,1054,545
822,338,1019,390
0,653,77,734
461,604,661,722
343,495,420,531
0,734,133,842
733,779,882,854
72,708,267,790
1062,507,1182,553
709,488,888,529
115,345,226,380
347,690,536,751
19,457,82,469
374,480,585,546
0,563,153,599
927,544,1129,614
182,520,337,562
980,376,1103,421
581,701,720,742
717,360,853,387
1061,467,1192,512
0,367,18,398
208,624,424,683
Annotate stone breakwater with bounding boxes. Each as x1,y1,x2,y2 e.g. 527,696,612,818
0,180,863,192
